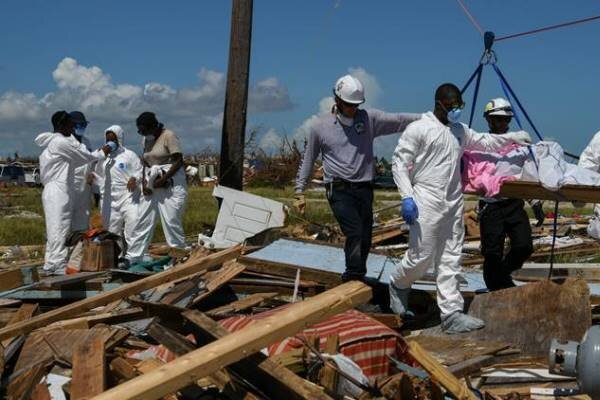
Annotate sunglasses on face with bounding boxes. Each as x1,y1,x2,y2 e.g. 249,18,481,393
438,100,466,112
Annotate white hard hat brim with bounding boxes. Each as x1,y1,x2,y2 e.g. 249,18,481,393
342,97,365,105
487,110,514,117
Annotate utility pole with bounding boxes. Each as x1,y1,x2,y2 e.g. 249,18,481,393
219,0,253,190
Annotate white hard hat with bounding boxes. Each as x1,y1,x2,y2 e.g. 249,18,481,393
333,75,365,105
484,97,514,117
105,125,125,145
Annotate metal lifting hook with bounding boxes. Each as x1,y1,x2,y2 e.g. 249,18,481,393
480,31,497,65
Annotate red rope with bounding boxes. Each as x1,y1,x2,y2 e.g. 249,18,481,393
496,14,600,41
455,0,484,35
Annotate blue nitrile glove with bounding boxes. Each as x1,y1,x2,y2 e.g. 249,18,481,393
402,197,418,225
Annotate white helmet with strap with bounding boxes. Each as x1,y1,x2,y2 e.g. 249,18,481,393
484,97,514,117
333,75,365,105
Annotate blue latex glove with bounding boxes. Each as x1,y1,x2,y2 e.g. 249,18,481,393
402,197,418,225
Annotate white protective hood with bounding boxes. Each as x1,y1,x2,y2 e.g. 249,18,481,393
105,125,124,145
35,132,57,148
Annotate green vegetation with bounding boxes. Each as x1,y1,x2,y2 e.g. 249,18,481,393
0,186,593,246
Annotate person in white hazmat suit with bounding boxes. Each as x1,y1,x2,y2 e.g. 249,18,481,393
578,130,600,239
92,125,143,257
69,111,95,232
125,112,187,264
389,83,532,334
35,111,113,274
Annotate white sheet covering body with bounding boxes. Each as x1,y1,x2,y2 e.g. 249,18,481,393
578,131,600,238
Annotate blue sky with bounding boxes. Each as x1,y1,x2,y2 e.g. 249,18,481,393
1,1,599,157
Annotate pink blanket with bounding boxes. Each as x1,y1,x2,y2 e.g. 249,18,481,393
462,147,518,197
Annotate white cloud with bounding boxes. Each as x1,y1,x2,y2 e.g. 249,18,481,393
258,128,282,154
1,57,293,156
348,67,382,107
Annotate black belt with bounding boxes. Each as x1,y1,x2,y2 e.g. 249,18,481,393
330,179,373,190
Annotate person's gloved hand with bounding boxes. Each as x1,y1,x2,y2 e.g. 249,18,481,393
402,197,418,225
293,193,306,216
531,201,545,227
513,131,533,145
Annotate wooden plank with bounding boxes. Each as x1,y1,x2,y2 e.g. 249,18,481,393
147,321,196,356
239,256,342,286
319,334,339,393
457,279,591,356
206,292,278,318
184,310,333,400
371,228,406,245
365,313,403,330
0,245,241,341
93,281,370,400
0,298,21,307
1,303,39,347
110,357,137,381
407,335,509,366
408,341,477,400
447,355,495,378
45,307,145,330
499,181,600,203
159,278,202,306
71,336,106,399
6,361,49,400
465,181,600,203
146,321,244,398
37,272,106,289
14,327,121,372
30,380,52,400
192,261,246,304
0,266,39,291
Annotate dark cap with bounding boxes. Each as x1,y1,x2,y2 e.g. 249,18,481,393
69,111,88,124
136,111,159,128
52,110,72,130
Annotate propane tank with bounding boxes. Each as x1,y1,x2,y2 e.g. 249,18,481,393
549,326,600,399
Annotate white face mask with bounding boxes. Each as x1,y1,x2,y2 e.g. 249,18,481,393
75,127,86,136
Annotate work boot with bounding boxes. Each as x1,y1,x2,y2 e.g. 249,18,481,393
441,312,485,334
388,282,414,318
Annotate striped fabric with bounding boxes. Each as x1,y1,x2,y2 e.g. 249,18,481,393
220,308,408,380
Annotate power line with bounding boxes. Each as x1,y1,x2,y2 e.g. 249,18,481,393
495,14,600,42
455,0,484,35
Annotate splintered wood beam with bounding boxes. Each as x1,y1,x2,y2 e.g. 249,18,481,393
319,334,339,393
92,281,371,400
0,245,242,341
206,292,278,318
1,303,39,347
239,257,342,287
6,361,49,400
71,337,106,399
183,310,333,400
192,260,246,304
408,341,477,400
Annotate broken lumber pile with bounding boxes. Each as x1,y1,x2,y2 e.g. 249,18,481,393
1,230,599,400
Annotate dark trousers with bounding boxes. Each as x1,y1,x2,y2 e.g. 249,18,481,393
327,181,374,282
479,199,533,291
